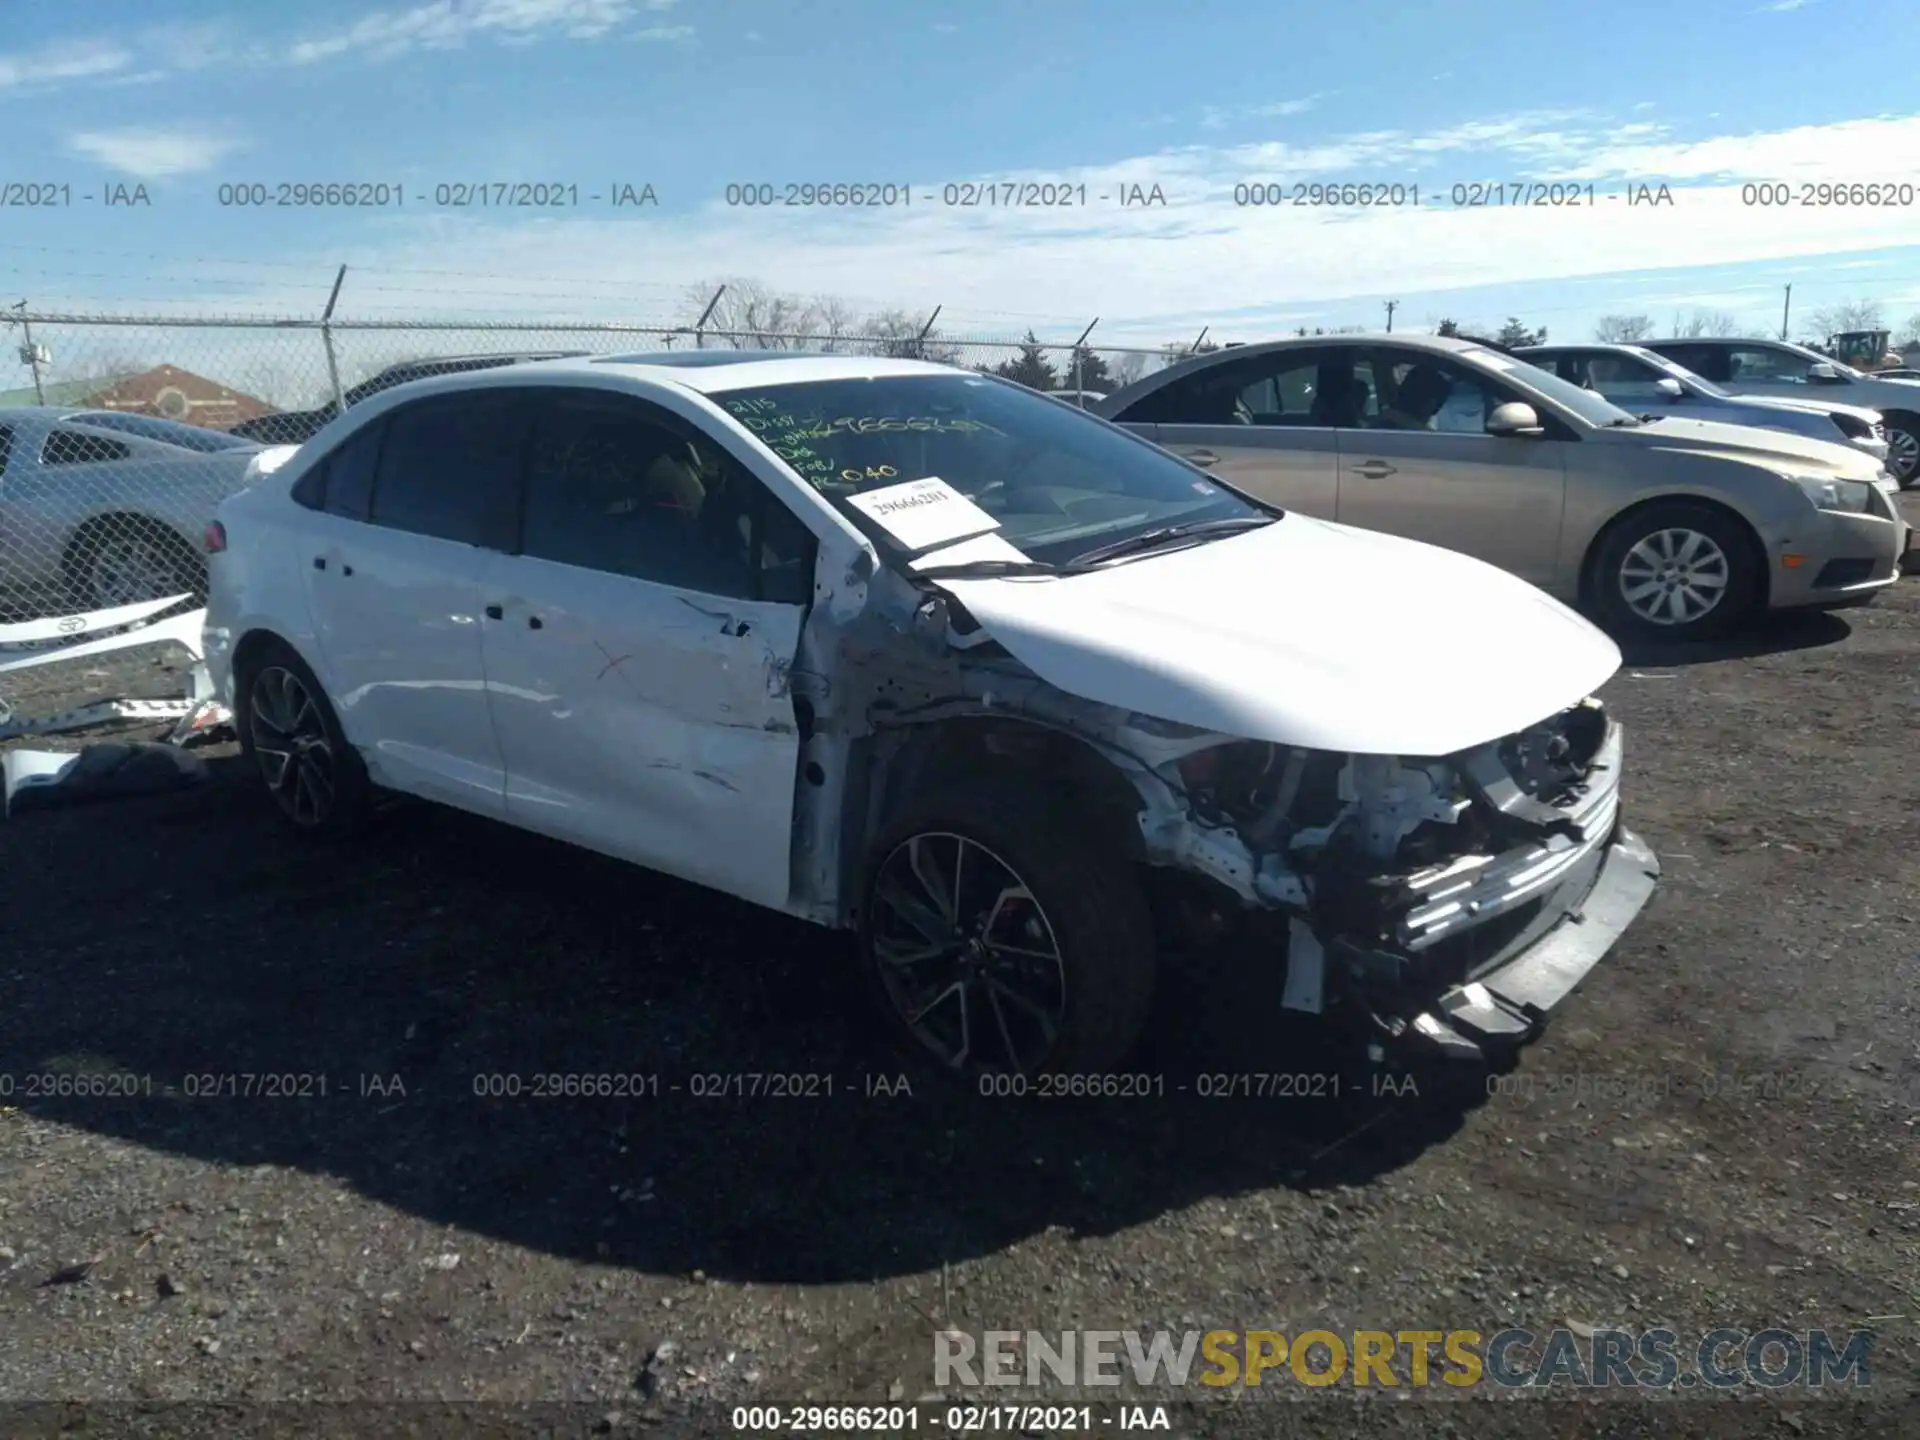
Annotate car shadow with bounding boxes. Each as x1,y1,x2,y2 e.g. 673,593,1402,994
1614,608,1853,669
0,755,1495,1285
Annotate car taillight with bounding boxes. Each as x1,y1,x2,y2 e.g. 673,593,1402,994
204,520,227,554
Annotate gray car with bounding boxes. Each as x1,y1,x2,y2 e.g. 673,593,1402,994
1094,334,1909,642
1642,337,1920,486
1516,342,1891,469
0,407,264,618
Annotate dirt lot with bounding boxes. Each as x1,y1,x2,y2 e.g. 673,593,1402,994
2,510,1917,1439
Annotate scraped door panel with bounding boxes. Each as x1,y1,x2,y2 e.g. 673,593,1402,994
477,550,805,912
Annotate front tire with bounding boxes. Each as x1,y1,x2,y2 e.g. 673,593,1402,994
234,639,371,838
1882,418,1920,487
1588,502,1760,642
859,783,1157,1079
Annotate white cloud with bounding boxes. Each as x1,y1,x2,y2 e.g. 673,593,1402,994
1250,97,1316,118
933,22,959,33
631,24,693,41
213,108,1920,342
66,126,245,178
0,37,131,90
287,0,678,64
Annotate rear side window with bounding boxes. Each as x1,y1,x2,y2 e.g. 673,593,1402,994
0,426,12,476
41,428,132,465
368,393,530,546
291,420,385,520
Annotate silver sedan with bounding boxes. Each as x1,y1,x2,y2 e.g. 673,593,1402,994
0,407,263,619
1096,335,1910,642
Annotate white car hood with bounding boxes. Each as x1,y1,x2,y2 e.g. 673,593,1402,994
1622,415,1878,475
931,515,1621,756
1735,394,1883,424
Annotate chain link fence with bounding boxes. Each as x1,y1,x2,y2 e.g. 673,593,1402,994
0,311,1182,730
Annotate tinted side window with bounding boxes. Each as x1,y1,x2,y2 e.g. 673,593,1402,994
292,420,385,518
1727,346,1809,382
0,426,12,476
369,394,528,546
1654,344,1727,381
520,392,810,602
42,429,133,465
1115,353,1329,425
1353,352,1512,434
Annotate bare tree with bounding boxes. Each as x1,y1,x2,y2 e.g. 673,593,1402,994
1896,312,1920,351
1107,350,1151,388
857,307,961,365
1806,298,1885,342
810,295,861,354
1670,309,1741,338
1594,313,1655,343
679,277,825,349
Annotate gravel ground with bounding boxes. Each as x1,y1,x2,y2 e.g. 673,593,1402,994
2,508,1917,1440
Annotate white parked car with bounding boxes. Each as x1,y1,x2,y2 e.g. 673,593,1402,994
203,353,1659,1075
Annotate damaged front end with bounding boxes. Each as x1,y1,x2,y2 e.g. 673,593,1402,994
1127,698,1660,1060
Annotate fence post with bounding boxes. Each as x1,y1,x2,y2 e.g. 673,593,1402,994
9,301,47,404
320,265,348,416
694,286,727,350
916,305,942,360
1071,318,1098,396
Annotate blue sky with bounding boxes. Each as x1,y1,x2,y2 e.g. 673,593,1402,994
4,0,1920,355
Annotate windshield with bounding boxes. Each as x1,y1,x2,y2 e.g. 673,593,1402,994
710,372,1270,565
1621,347,1731,398
65,411,258,452
1461,346,1639,426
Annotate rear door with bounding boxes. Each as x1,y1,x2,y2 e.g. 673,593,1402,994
295,390,531,816
1332,347,1569,588
1102,350,1340,517
1551,349,1713,420
476,387,814,912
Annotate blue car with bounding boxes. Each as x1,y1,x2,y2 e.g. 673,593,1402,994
1516,343,1893,476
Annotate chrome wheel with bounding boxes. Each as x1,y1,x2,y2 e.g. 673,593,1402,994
868,832,1068,1073
1886,425,1920,484
1618,527,1731,627
86,529,195,608
249,665,335,826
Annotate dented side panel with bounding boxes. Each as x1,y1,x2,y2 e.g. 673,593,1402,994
474,549,807,914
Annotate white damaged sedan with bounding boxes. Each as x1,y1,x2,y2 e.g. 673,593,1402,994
202,352,1659,1076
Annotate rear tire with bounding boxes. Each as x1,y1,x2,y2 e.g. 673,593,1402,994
1588,501,1760,643
858,781,1158,1079
234,638,371,839
68,516,208,611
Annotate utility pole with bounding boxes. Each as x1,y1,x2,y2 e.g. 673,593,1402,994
11,300,47,404
1384,299,1397,333
1780,284,1792,342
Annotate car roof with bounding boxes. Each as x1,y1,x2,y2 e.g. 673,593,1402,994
516,350,966,394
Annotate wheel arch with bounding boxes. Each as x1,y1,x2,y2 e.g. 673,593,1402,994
1577,492,1771,612
844,714,1151,927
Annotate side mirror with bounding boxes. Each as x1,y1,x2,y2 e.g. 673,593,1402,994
1487,401,1545,436
1807,362,1842,382
1654,377,1685,399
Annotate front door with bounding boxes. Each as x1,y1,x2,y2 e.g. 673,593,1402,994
1332,348,1569,589
477,387,816,913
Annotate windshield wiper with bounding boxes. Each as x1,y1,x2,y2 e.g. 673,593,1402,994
911,557,1065,581
912,515,1276,583
1063,515,1276,569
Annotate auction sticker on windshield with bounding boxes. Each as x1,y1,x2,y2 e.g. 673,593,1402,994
844,476,1003,554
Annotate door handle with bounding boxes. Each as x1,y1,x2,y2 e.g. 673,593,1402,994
484,604,503,621
312,556,325,570
1351,461,1398,478
527,615,543,630
1183,449,1220,467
